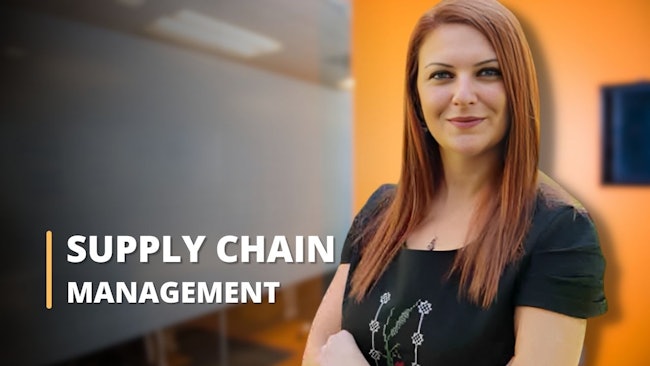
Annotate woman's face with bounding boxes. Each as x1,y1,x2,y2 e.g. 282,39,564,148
417,23,508,160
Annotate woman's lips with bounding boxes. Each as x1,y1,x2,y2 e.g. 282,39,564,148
447,116,484,128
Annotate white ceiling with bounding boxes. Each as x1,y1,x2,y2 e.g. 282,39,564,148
3,0,351,89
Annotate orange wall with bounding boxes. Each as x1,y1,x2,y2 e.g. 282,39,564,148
352,0,650,365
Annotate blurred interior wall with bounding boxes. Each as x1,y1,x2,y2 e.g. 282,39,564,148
1,7,351,364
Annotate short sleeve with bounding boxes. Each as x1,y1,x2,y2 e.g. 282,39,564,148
340,184,395,264
516,206,608,319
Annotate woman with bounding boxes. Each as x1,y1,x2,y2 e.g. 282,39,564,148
304,0,607,365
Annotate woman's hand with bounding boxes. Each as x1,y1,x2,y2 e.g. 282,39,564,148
303,265,349,366
318,330,370,366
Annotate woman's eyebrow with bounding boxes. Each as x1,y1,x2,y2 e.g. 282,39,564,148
423,58,498,69
475,58,498,66
424,62,453,68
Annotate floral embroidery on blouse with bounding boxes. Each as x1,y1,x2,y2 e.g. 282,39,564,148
368,291,432,366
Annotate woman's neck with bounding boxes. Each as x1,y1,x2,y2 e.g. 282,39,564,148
438,150,501,204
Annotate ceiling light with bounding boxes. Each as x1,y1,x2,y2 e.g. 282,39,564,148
147,9,282,58
338,76,355,90
115,0,146,8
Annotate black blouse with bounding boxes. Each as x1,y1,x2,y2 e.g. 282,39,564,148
341,184,607,366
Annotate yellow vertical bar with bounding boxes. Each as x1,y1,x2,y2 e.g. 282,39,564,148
46,230,52,309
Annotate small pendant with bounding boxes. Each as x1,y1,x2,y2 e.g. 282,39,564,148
426,236,437,251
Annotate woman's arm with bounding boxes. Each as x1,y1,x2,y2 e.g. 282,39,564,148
510,306,587,366
302,264,350,365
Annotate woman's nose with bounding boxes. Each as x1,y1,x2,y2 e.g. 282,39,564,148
451,76,477,106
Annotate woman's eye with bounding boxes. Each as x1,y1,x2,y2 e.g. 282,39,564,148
478,67,502,77
429,71,453,80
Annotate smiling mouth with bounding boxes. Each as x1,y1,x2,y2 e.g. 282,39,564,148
448,116,484,128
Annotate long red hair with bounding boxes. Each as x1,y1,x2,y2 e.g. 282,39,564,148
350,0,540,308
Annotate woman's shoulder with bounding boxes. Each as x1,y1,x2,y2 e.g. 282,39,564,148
340,184,396,264
517,172,607,318
526,171,598,252
353,184,396,225
367,183,397,205
535,171,588,214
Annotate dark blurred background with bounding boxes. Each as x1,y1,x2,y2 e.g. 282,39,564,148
1,0,353,365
